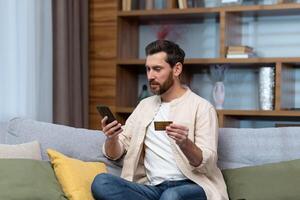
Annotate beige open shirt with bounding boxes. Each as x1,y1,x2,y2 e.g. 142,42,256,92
103,89,229,200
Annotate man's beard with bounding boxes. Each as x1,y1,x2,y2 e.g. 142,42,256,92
149,72,174,95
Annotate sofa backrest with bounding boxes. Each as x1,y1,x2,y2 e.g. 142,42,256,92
0,122,8,143
6,118,300,174
6,118,121,176
218,127,300,170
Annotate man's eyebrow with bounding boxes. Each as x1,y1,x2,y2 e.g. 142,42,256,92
145,65,163,68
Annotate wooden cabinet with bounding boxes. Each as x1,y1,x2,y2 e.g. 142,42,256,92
115,0,300,127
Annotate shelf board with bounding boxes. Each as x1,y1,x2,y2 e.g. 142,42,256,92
117,59,145,65
116,107,300,117
117,57,300,65
118,3,300,18
225,3,300,16
117,7,219,17
117,8,218,23
116,106,134,113
218,110,300,117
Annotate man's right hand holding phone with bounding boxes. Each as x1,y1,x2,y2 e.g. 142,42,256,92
101,116,123,139
101,116,124,160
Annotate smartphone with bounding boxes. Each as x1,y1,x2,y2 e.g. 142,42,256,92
96,105,117,124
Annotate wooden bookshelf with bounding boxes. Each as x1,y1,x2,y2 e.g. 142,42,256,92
89,0,300,128
217,110,300,127
117,57,300,65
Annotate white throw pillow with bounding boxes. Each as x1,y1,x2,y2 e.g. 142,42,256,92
0,140,42,160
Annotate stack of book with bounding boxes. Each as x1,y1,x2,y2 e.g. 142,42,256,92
226,45,255,59
277,0,293,3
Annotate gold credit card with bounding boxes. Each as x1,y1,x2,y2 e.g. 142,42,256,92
154,121,172,131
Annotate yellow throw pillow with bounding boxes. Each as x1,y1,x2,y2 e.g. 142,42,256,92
47,149,107,200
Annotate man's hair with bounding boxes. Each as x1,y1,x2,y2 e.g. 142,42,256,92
145,40,185,68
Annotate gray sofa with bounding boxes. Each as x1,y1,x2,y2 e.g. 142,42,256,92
1,118,300,199
0,118,122,175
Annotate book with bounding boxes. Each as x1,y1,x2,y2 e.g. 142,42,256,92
122,0,127,11
167,0,177,9
183,0,188,8
222,0,241,3
145,0,154,10
126,0,132,11
178,0,188,9
226,53,255,58
131,0,139,10
227,49,253,54
122,0,132,11
227,45,253,53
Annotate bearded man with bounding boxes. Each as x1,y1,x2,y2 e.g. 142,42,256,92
91,40,228,200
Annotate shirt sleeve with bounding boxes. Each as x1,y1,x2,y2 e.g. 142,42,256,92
191,105,219,174
102,101,143,160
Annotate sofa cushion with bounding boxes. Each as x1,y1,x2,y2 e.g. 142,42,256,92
0,140,42,160
0,159,67,200
47,149,107,200
222,159,300,200
218,127,300,169
6,118,121,176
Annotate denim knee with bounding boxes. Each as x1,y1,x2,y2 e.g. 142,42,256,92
91,173,112,199
160,189,182,200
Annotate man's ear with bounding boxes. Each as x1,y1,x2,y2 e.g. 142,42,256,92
173,62,183,77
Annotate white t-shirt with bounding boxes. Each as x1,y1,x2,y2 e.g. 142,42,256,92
144,102,187,185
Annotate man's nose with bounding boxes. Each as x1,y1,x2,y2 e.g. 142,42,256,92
147,70,155,80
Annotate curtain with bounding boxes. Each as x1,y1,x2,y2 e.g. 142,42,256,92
52,0,89,128
0,0,53,122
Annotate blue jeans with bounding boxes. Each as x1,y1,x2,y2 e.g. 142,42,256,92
91,173,207,200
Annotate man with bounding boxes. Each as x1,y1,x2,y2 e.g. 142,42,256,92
91,40,228,200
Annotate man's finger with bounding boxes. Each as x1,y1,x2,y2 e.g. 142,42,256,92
169,124,189,131
101,116,108,128
107,128,123,139
104,120,118,131
106,123,122,136
167,129,188,142
166,127,188,137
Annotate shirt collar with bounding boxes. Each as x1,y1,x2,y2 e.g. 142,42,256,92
154,86,191,106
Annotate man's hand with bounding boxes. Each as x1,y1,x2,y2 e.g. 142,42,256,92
166,123,203,167
166,123,189,148
101,116,123,140
101,116,124,160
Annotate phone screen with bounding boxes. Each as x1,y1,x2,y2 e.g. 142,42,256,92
96,105,116,124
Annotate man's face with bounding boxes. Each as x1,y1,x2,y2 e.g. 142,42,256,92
145,52,174,95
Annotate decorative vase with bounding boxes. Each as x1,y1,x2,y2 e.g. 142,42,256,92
213,81,225,109
259,67,275,110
